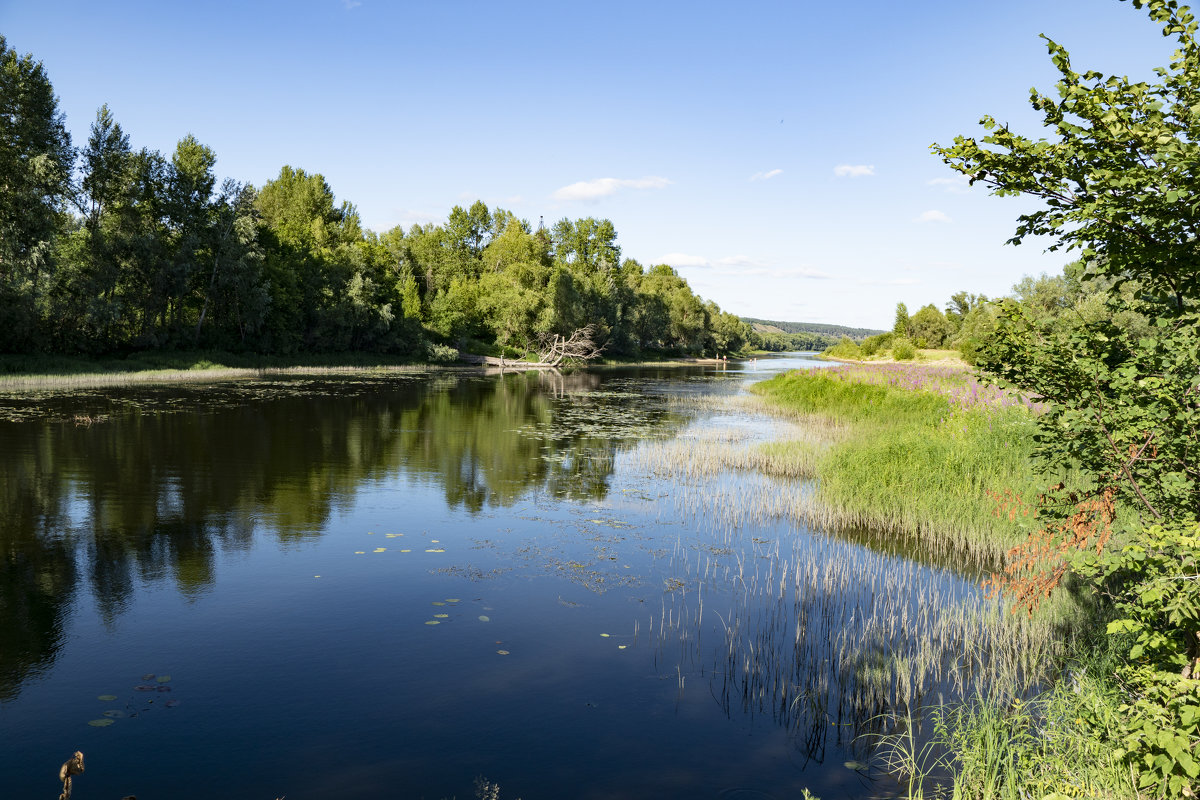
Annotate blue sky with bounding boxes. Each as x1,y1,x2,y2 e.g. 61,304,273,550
0,0,1180,328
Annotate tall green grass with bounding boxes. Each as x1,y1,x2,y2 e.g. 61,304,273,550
749,370,1053,565
747,369,1136,798
876,641,1136,799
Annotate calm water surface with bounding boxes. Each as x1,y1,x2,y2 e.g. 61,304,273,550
0,354,974,799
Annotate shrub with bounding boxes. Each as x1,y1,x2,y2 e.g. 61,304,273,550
1073,522,1200,797
426,342,459,363
860,332,894,358
959,337,981,365
823,336,862,360
891,338,916,360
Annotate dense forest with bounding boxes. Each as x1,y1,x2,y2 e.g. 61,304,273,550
830,270,1135,365
0,37,758,363
742,318,885,352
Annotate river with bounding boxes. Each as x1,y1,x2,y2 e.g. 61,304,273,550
0,354,995,799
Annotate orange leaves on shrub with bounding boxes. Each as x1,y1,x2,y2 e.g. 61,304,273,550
984,486,1116,616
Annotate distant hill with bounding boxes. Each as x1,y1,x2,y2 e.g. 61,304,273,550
742,318,885,341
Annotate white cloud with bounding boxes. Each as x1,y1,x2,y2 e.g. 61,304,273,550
659,252,713,268
834,164,875,178
915,209,951,223
749,168,783,181
751,267,834,279
342,0,361,9
658,253,831,279
902,262,960,275
927,176,969,194
855,277,920,286
552,176,671,202
457,192,524,206
372,208,441,230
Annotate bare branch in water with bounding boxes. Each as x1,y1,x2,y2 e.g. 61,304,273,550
58,751,83,800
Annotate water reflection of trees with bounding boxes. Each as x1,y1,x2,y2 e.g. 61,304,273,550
0,369,686,700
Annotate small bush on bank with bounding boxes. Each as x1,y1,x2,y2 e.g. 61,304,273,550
823,336,863,360
892,338,916,360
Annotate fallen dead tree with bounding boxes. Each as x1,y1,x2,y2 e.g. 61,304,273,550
531,325,604,367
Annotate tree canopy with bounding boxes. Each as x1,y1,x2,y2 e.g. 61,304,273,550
0,38,760,362
934,0,1199,524
933,3,1200,793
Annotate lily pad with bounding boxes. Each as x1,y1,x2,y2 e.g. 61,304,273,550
134,684,157,692
425,620,440,626
87,719,114,727
97,694,117,701
434,614,449,619
400,549,412,553
373,547,386,553
599,633,611,638
618,645,628,650
425,548,445,553
478,615,490,622
497,650,510,655
354,551,365,554
156,675,171,683
446,598,460,603
432,601,445,606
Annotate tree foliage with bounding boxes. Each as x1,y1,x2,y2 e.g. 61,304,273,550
0,38,755,361
0,35,73,350
934,2,1200,792
935,0,1200,525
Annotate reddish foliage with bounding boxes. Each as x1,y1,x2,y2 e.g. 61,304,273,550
984,486,1115,616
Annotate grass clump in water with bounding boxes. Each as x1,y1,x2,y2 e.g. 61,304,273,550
878,647,1136,799
750,367,1055,563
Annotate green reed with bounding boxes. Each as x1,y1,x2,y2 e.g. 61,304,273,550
629,368,1127,797
746,370,1069,565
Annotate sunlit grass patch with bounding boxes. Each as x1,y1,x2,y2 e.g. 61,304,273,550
746,368,1059,563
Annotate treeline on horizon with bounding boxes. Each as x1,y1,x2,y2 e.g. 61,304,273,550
741,317,886,352
1,37,759,363
828,268,1115,364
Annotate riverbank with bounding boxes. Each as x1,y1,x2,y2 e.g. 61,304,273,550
749,361,1050,566
0,351,454,391
0,347,766,391
818,348,969,368
748,361,1134,799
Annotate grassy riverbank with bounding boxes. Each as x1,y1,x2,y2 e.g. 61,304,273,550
751,364,1137,799
0,349,437,374
0,348,748,392
750,362,1056,568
